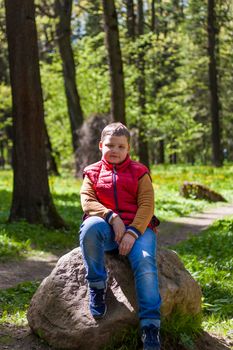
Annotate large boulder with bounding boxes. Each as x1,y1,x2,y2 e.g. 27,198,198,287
75,114,112,177
180,181,227,202
27,248,202,350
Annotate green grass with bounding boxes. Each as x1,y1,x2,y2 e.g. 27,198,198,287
102,326,140,350
0,281,40,326
152,163,233,220
174,217,233,339
0,231,31,261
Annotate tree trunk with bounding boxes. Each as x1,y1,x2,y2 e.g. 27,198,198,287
187,153,195,165
169,152,177,164
126,0,136,39
125,0,136,84
44,123,60,176
0,141,5,169
207,0,223,166
151,0,165,164
102,0,126,124
55,0,84,153
158,140,165,164
137,0,150,169
5,0,65,228
151,0,159,34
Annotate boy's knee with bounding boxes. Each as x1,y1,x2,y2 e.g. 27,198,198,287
79,216,108,241
130,253,157,274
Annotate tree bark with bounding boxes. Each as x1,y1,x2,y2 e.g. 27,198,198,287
150,0,162,33
55,0,84,153
5,0,65,228
126,0,136,39
207,0,223,166
169,152,177,164
102,0,126,124
137,0,150,169
151,0,165,164
44,123,60,176
151,0,160,34
0,140,5,169
158,140,165,164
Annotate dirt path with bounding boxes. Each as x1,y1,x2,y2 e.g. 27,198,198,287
0,203,233,350
158,203,233,247
0,254,59,290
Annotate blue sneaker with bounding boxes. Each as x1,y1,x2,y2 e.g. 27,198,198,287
141,324,160,350
89,287,107,319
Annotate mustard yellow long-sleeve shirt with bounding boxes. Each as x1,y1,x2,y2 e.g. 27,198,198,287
80,173,154,235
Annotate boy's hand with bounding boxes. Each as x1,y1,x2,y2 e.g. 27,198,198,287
119,232,136,256
112,216,126,244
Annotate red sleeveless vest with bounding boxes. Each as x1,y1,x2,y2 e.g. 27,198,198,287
83,155,149,225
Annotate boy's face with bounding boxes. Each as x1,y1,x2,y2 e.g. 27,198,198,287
99,135,130,164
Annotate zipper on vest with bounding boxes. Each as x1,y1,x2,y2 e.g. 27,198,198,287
113,166,119,211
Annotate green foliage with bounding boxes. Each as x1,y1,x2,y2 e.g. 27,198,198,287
0,281,39,326
0,170,12,222
174,217,233,336
0,84,12,155
40,56,74,169
0,232,31,261
75,33,110,116
1,0,233,168
0,1,9,83
0,84,11,115
83,0,102,37
39,34,111,171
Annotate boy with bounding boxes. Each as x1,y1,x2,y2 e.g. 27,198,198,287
79,123,161,350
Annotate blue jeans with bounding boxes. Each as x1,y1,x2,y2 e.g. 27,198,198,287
79,216,161,328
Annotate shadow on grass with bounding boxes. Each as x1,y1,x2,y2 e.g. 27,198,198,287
0,259,58,289
0,323,52,350
0,189,12,222
195,331,232,350
0,189,83,258
158,220,211,247
161,331,232,350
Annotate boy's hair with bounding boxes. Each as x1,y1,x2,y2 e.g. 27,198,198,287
101,123,130,142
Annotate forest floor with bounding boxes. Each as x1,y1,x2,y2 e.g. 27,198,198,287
0,203,233,350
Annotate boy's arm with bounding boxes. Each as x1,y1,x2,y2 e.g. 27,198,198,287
127,173,154,237
80,176,112,220
81,176,124,227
